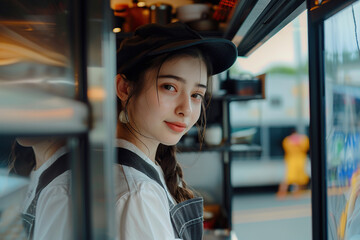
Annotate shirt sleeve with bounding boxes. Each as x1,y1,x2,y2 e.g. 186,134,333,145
116,181,181,240
33,184,72,240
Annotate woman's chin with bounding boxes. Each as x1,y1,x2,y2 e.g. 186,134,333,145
161,137,181,146
16,137,38,147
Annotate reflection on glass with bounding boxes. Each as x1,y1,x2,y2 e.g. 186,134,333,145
0,1,74,98
324,1,360,239
0,1,90,136
0,137,72,240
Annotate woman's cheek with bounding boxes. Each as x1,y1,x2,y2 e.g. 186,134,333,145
191,105,202,124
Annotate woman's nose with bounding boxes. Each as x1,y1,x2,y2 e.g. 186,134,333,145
176,94,192,116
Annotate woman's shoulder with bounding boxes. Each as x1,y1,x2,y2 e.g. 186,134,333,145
115,164,168,203
39,170,71,198
115,166,177,240
33,171,71,216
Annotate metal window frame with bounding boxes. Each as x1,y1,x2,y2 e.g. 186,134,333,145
68,0,91,238
307,0,358,239
0,0,115,239
69,0,116,239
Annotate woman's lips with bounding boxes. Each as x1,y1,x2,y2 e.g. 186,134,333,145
165,121,187,133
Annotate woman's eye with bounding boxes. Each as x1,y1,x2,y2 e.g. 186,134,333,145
163,84,176,92
192,93,204,100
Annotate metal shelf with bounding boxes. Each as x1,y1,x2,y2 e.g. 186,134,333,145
177,143,261,153
212,94,264,102
0,84,89,135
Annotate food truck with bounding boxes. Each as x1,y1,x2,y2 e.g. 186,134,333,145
0,0,359,239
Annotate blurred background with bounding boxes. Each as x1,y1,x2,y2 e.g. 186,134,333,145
1,0,360,239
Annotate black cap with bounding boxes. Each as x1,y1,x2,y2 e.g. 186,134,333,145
117,22,238,75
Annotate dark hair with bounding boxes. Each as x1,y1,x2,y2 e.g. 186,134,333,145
8,138,67,177
8,142,35,177
117,47,213,203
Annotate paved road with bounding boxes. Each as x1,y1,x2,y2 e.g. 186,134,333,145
232,191,312,240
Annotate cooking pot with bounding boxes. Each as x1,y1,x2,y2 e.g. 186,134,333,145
149,3,173,25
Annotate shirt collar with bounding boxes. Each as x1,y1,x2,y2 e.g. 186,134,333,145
115,139,158,168
31,146,68,180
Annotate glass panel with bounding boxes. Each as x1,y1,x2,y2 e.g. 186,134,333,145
0,1,74,97
0,1,88,135
87,0,117,238
324,1,360,239
0,136,75,240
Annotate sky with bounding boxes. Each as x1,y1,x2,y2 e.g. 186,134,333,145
234,10,308,76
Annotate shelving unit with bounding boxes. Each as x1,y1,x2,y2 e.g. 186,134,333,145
177,143,261,153
178,93,263,231
219,94,263,230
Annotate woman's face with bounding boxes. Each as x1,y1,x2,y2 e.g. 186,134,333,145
128,55,208,146
16,137,45,147
16,137,65,149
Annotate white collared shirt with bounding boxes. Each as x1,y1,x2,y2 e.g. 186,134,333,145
22,146,72,240
114,139,181,240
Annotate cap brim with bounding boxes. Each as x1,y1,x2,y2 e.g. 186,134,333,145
148,38,238,75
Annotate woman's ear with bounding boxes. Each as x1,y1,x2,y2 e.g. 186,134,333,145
116,74,131,101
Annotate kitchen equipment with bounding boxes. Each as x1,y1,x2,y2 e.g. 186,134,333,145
113,4,130,32
149,3,173,25
186,18,219,31
212,0,236,22
127,1,149,32
231,128,257,144
205,125,222,145
203,211,216,229
176,4,212,23
221,75,263,97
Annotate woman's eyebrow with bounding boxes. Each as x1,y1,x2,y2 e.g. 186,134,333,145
158,74,207,89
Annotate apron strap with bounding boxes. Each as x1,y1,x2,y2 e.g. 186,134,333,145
117,148,204,240
34,153,70,200
23,153,70,239
117,148,174,207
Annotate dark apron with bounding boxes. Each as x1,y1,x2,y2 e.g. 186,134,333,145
22,153,70,240
117,148,204,240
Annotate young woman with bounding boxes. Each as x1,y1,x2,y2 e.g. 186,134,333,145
115,22,237,240
9,137,71,240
